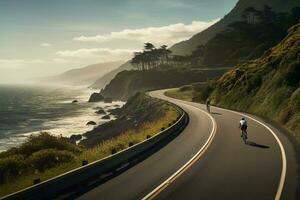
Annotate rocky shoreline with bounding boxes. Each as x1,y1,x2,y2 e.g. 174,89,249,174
69,98,124,146
72,92,171,148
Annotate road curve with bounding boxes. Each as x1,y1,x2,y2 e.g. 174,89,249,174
77,89,299,200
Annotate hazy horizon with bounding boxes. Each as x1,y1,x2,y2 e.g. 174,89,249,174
0,0,238,83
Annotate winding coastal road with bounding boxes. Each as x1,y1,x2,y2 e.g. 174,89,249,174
77,89,299,200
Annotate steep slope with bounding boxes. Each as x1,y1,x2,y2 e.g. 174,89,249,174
90,61,132,89
100,68,227,100
81,93,179,147
209,23,300,140
40,61,124,86
170,0,300,55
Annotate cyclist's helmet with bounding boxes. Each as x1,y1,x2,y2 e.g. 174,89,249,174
242,117,245,120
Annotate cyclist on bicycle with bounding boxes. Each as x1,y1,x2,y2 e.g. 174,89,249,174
239,117,248,142
206,99,211,113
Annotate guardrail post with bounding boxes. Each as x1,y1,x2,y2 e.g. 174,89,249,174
33,178,41,185
82,160,88,166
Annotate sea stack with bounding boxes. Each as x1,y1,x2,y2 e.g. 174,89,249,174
88,92,104,102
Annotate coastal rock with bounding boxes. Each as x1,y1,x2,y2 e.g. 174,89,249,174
104,97,113,103
101,115,110,120
93,106,103,110
69,134,82,143
86,121,97,125
95,109,106,115
88,92,104,102
72,100,78,103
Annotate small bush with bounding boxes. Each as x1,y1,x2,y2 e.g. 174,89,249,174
0,155,25,184
193,83,214,102
29,149,75,172
2,132,83,158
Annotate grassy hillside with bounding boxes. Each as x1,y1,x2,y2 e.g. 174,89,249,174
99,68,227,100
167,22,300,141
210,23,300,140
0,93,180,197
200,7,300,68
170,0,300,55
81,93,180,147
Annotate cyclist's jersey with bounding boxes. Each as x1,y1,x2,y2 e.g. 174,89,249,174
206,100,210,106
240,120,247,127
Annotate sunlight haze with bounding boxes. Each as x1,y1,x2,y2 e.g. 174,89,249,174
0,0,237,83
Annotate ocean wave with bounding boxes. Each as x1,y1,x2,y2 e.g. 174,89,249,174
0,85,125,152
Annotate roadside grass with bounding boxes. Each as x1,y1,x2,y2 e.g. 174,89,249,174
165,82,213,103
165,89,193,101
165,87,194,101
165,81,300,142
0,109,179,197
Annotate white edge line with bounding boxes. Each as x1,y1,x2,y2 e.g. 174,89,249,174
214,106,286,200
142,99,217,200
149,90,286,200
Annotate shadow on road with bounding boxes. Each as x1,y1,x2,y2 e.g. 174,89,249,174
211,112,222,115
246,141,270,149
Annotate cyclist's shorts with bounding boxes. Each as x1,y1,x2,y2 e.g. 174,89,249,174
241,125,247,131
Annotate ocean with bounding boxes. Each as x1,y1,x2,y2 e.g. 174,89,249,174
0,84,124,152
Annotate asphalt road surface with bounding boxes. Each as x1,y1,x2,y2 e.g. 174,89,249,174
77,89,299,200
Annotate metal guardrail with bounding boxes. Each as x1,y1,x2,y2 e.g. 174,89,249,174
1,108,188,200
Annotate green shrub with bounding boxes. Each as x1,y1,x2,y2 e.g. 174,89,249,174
0,155,25,184
29,149,75,172
1,132,83,158
193,83,214,102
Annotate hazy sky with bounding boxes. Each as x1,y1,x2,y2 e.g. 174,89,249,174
0,0,238,83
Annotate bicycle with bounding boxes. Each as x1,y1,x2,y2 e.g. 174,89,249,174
206,104,210,113
241,129,248,144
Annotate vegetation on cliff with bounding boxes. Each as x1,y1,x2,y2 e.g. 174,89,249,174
100,68,227,100
81,92,180,147
166,22,300,141
199,6,300,68
170,0,300,55
98,6,299,102
168,6,300,69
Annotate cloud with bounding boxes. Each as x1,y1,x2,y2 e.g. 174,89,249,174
74,19,219,46
0,59,46,69
56,48,136,61
41,43,52,47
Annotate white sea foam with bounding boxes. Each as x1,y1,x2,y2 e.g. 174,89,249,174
0,86,125,152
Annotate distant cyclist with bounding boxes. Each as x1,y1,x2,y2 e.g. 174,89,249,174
239,117,248,143
206,99,211,113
